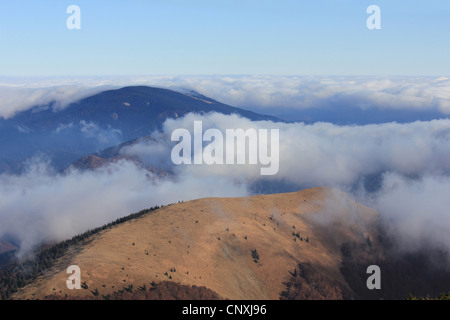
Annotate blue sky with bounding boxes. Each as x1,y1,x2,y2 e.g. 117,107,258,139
0,1,449,76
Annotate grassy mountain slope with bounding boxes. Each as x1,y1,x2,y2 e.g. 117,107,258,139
9,187,450,300
12,187,379,300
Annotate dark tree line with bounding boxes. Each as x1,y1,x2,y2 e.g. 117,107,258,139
0,205,161,300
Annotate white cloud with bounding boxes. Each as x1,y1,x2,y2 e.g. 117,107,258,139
79,120,122,147
0,83,112,119
364,173,450,255
120,137,173,170
0,157,248,255
150,113,450,187
150,75,450,114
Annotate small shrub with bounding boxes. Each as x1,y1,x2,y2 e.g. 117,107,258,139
251,249,260,263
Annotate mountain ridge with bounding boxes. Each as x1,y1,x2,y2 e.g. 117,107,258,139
10,187,378,300
5,187,450,300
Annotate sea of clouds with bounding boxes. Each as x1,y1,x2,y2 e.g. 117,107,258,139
1,75,450,119
0,76,449,258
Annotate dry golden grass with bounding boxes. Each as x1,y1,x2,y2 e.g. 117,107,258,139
13,187,379,300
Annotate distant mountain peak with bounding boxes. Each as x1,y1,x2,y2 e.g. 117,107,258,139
0,86,281,173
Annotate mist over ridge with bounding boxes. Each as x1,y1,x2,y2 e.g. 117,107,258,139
0,107,449,260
